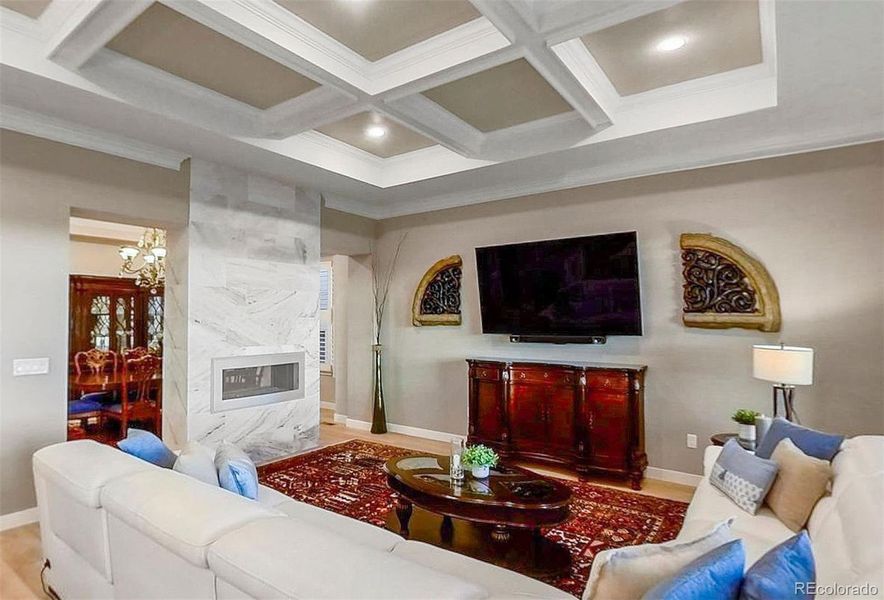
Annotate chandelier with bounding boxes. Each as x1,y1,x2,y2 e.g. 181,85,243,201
119,228,166,292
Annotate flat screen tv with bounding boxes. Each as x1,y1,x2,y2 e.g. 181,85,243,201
475,232,642,337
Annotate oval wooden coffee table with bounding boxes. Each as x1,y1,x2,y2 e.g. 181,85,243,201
384,454,572,577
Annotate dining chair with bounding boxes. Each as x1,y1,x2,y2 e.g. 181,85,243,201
121,347,150,363
74,348,118,375
103,354,162,436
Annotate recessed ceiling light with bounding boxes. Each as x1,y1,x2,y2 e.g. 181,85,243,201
365,124,387,139
656,35,687,53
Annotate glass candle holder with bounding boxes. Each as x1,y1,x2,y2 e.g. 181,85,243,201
450,438,465,483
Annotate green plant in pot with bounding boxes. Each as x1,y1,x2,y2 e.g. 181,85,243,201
462,444,499,479
732,409,761,443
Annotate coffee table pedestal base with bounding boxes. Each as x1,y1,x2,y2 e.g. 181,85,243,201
385,506,571,578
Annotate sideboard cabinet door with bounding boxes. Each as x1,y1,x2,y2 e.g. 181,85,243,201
469,365,506,443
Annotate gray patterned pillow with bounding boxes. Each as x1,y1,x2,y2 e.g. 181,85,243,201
710,439,779,514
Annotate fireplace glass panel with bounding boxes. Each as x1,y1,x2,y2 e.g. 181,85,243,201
221,363,298,401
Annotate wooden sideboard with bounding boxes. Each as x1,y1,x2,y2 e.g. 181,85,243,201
466,358,647,489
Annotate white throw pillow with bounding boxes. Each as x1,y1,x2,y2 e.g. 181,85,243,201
173,441,220,486
582,518,734,600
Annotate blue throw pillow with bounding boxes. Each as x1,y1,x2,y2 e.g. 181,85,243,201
117,428,176,468
755,418,844,461
642,540,745,600
740,531,815,600
710,440,778,514
215,442,258,500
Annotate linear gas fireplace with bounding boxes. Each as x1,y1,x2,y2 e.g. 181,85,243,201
211,352,305,413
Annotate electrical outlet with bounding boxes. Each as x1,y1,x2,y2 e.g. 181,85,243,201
686,434,698,449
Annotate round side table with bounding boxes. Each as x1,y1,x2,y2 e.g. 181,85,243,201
710,433,756,451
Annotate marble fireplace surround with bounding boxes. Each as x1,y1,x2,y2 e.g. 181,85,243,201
164,160,321,463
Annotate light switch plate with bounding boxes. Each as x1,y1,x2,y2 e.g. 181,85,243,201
686,434,698,449
13,357,50,376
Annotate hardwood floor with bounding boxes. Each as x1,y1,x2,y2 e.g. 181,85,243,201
0,420,695,599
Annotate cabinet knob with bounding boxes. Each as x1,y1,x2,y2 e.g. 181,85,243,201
543,372,549,379
481,370,487,377
519,372,526,379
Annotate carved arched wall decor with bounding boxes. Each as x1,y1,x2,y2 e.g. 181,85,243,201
680,233,781,332
412,255,462,326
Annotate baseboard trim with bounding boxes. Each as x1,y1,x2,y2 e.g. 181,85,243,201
0,507,38,531
344,418,465,443
320,401,336,410
333,418,699,487
645,466,702,488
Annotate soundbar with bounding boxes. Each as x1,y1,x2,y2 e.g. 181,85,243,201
509,335,607,345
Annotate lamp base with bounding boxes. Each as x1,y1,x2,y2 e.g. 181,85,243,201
772,384,800,423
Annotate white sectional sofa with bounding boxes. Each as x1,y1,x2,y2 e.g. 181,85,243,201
678,437,883,597
32,440,571,600
34,436,883,599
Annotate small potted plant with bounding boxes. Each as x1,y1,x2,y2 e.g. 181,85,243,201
461,444,499,479
732,409,761,443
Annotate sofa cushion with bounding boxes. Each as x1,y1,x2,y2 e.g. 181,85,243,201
33,440,155,507
681,446,793,567
118,428,177,468
390,540,572,599
765,439,833,532
709,440,778,515
584,519,734,600
755,418,844,461
174,441,220,487
740,531,815,600
101,468,283,567
641,539,745,600
274,496,402,551
216,443,259,500
207,518,488,599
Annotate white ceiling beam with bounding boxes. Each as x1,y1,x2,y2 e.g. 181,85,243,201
469,0,612,129
261,88,362,139
46,0,151,69
382,95,485,157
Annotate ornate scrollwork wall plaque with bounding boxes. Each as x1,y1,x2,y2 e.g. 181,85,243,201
680,233,781,332
412,256,462,326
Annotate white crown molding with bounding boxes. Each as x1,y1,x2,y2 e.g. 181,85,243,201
372,124,884,219
0,105,188,170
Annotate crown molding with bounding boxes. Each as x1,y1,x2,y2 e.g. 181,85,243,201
0,105,188,170
372,125,884,219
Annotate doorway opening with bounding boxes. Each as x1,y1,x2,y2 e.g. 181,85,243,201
67,217,165,444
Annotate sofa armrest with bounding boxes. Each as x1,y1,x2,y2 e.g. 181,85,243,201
703,445,723,477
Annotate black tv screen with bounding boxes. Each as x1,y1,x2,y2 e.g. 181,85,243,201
475,232,642,336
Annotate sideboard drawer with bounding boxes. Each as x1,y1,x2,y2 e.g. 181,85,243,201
586,372,630,392
470,366,501,381
511,368,579,386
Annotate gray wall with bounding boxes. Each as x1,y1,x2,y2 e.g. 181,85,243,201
365,143,884,475
0,131,188,516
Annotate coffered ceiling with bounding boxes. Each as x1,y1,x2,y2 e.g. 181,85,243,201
107,3,321,109
0,0,881,218
274,0,482,62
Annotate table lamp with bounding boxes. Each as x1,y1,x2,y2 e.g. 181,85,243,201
753,344,814,423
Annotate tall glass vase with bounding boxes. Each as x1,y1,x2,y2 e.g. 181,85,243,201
370,343,387,434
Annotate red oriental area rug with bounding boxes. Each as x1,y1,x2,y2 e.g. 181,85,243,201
257,439,687,598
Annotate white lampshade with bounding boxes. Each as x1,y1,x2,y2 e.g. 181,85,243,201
119,246,139,259
753,344,814,385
